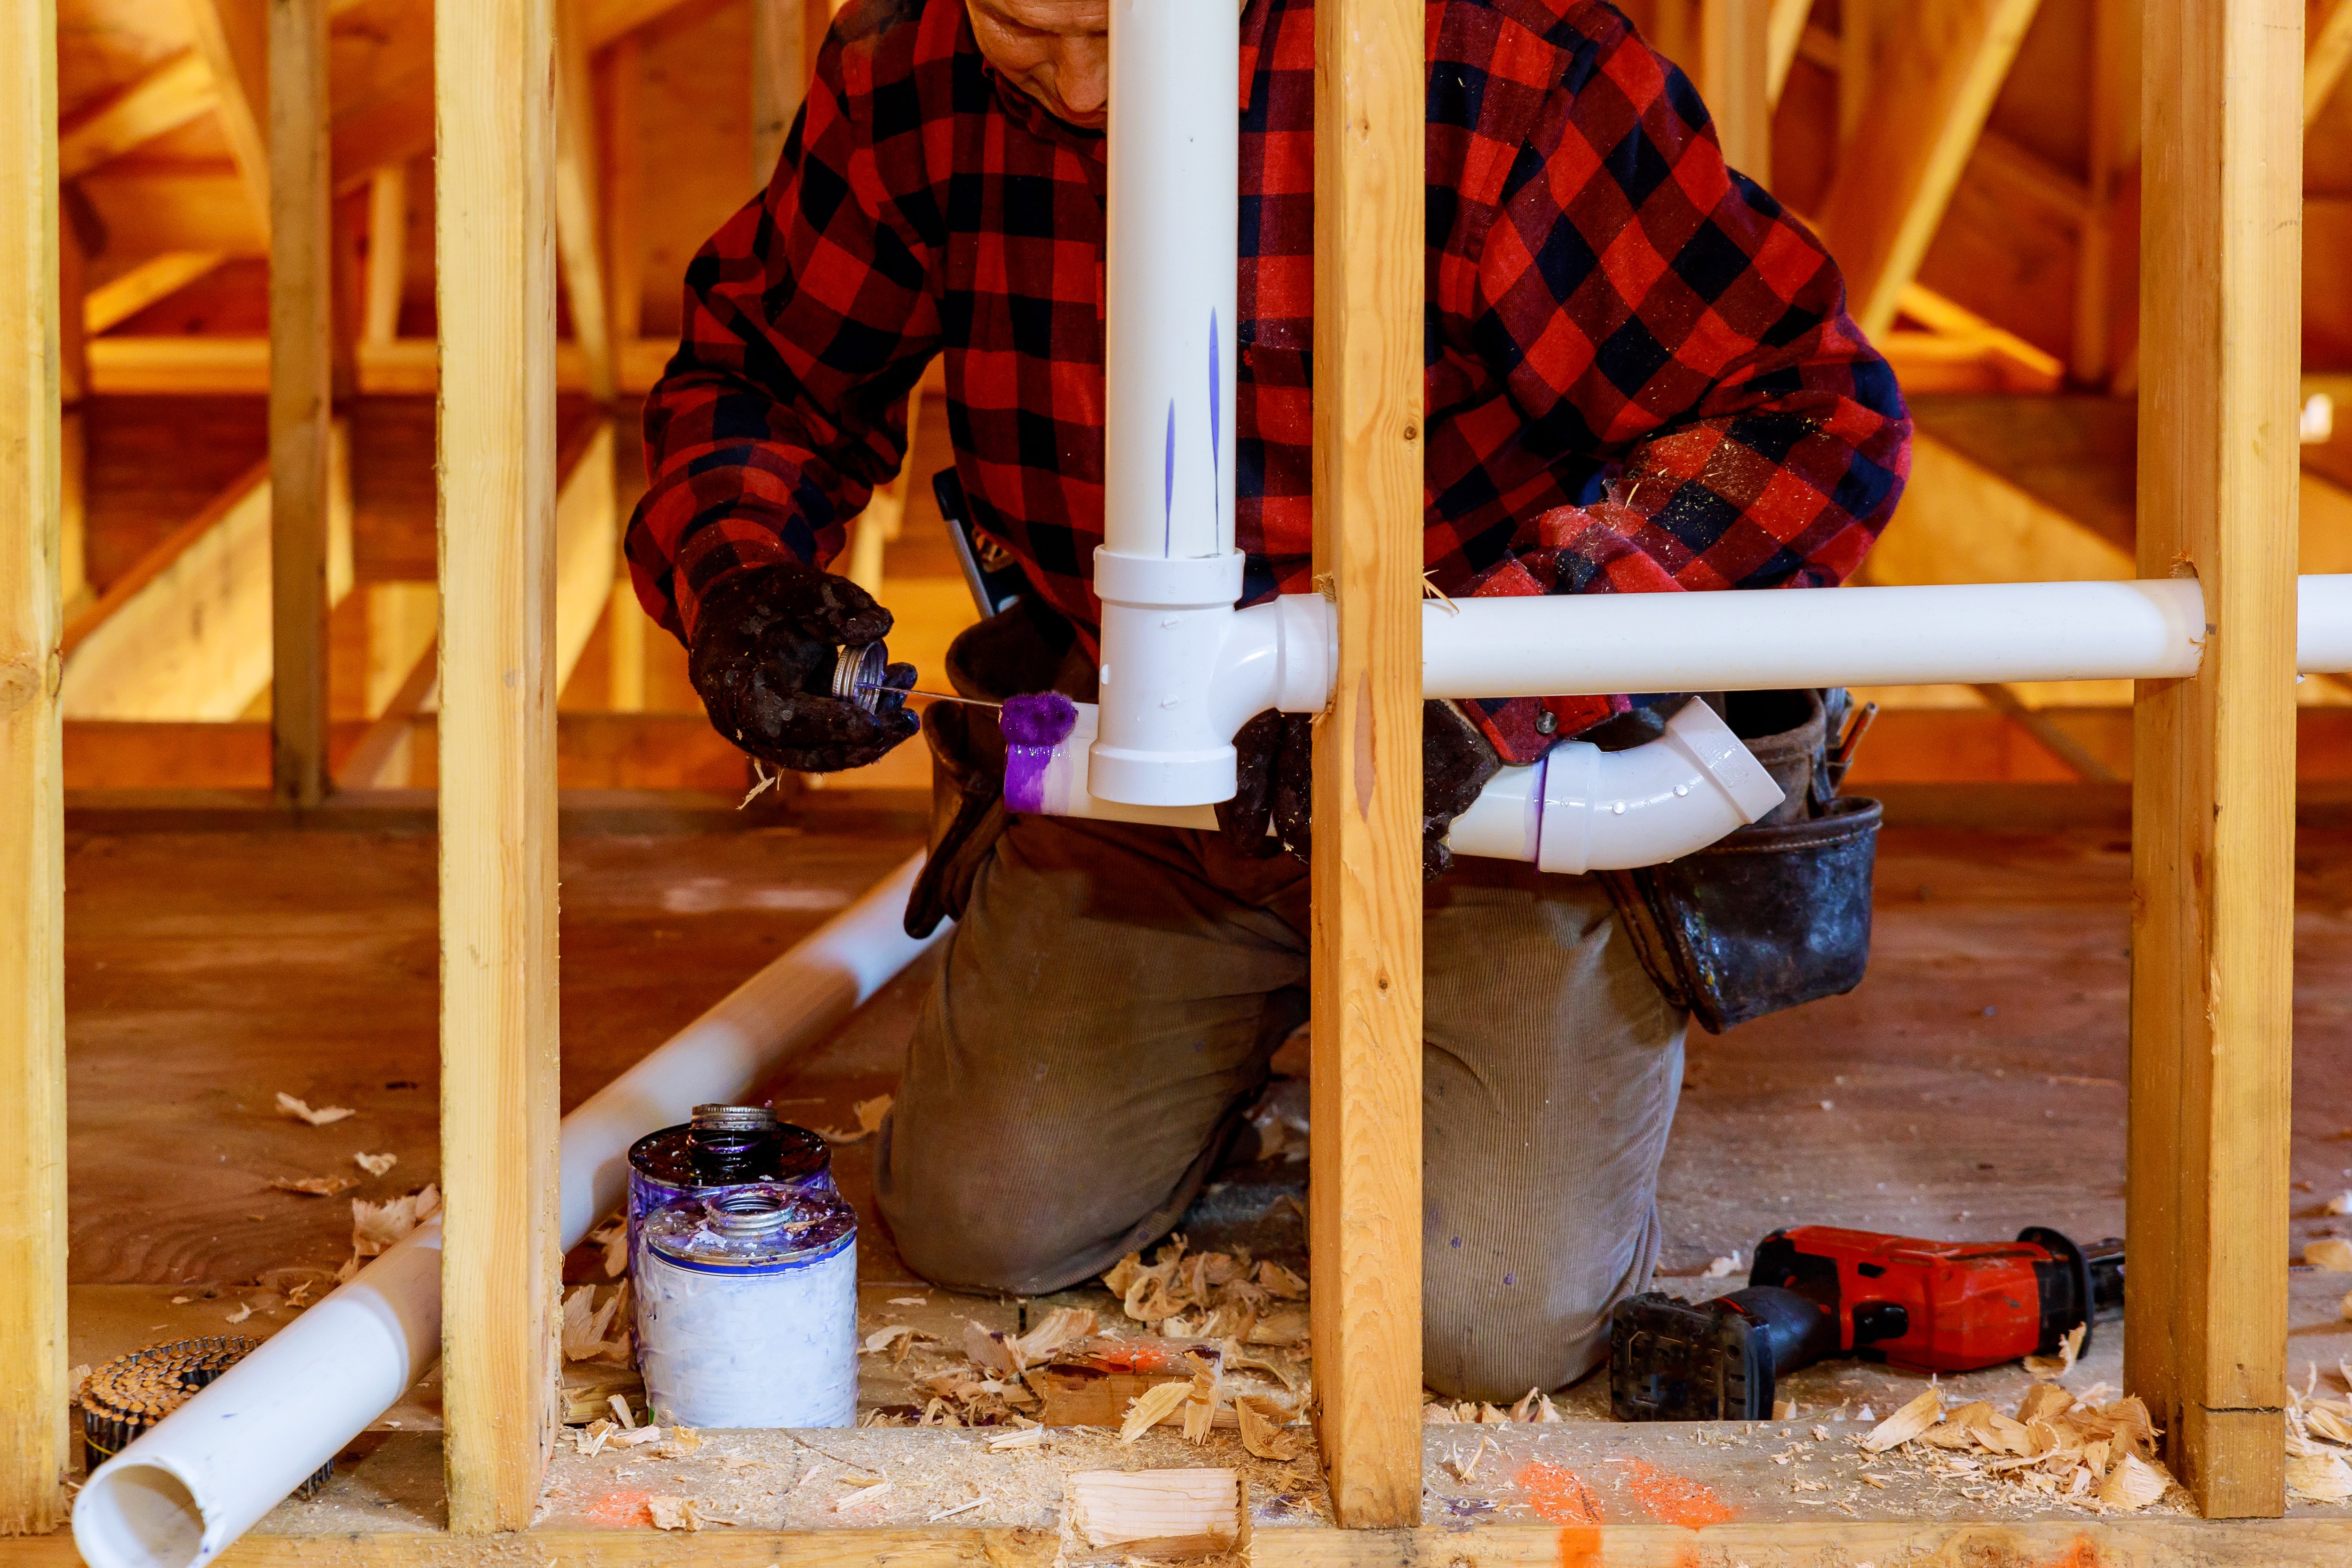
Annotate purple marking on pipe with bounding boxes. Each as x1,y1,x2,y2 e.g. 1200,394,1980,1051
1208,311,1221,535
1001,692,1078,814
1163,400,1177,557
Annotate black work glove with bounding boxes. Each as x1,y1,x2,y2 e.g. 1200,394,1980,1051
1216,701,1501,881
687,563,917,773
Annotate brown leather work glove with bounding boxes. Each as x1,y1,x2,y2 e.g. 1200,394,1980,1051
1216,701,1501,880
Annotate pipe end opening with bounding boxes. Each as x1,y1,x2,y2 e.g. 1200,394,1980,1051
74,1462,209,1568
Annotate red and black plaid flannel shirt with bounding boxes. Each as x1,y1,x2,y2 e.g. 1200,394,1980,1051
628,0,1912,764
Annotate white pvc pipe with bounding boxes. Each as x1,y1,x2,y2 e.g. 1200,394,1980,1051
1439,698,1785,871
1421,578,2211,697
559,852,940,1247
69,1225,443,1568
1090,0,1246,807
2304,574,2352,674
75,853,946,1568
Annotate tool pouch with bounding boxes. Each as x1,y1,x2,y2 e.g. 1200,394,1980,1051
903,597,1085,939
1597,691,1882,1034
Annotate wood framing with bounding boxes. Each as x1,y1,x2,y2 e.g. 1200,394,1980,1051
365,166,407,344
83,251,231,336
1699,0,1771,176
751,0,809,189
2129,0,2301,1520
57,51,219,182
1310,0,1423,1532
272,0,334,806
183,0,273,236
555,0,615,404
0,0,65,1534
2310,0,2352,126
1815,0,2044,337
436,0,564,1530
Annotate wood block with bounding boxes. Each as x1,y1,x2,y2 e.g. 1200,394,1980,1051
1065,1469,1240,1558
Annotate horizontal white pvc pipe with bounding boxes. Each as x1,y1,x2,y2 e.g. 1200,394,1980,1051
75,853,946,1568
1421,578,2212,697
2304,574,2352,674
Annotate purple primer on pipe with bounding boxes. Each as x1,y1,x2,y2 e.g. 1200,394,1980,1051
1163,400,1177,556
1208,311,1220,534
1001,691,1079,813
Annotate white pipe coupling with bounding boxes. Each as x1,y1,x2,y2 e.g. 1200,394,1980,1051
1091,561,1335,806
1443,699,1786,873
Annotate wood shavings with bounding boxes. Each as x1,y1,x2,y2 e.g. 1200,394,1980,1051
223,1300,254,1325
2288,1451,2352,1501
1010,1305,1098,1368
269,1174,359,1197
582,1215,628,1280
2098,1454,2168,1512
1067,1468,1240,1556
1701,1251,1742,1279
818,1095,894,1144
608,1393,636,1429
1179,1353,1221,1445
2015,1382,2075,1425
1448,1435,1491,1483
351,1184,440,1257
1235,1393,1307,1461
862,1324,921,1355
612,1425,666,1449
560,1282,631,1363
2328,1192,2352,1217
2025,1321,2088,1379
1771,1398,1797,1420
655,1426,703,1458
928,1497,984,1522
573,1420,615,1457
2307,1238,2352,1271
889,1294,929,1305
276,1092,353,1126
988,1426,1046,1452
1118,1379,1192,1444
353,1152,397,1178
834,1480,893,1512
1862,1388,1944,1452
647,1496,699,1530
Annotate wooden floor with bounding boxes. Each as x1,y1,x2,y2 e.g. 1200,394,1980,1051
46,801,2352,1556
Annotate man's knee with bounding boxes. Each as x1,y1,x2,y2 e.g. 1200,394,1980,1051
1420,1210,1658,1402
872,1114,1098,1294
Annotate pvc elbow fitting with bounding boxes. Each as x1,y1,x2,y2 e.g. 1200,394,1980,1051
1444,699,1785,872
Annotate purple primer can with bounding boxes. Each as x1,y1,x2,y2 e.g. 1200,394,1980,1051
627,1106,834,1283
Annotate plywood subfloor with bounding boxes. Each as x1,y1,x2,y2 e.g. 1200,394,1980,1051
56,814,2352,1532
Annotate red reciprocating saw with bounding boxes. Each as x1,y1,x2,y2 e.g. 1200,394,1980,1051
1608,1225,2125,1422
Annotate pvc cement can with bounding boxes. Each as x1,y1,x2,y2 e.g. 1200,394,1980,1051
635,1183,858,1428
626,1105,833,1280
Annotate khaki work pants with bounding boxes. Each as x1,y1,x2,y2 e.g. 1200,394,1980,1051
874,813,1688,1401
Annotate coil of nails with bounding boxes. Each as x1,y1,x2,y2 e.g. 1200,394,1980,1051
80,1338,336,1497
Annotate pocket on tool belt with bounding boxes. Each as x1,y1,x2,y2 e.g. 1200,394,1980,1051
1597,691,1883,1034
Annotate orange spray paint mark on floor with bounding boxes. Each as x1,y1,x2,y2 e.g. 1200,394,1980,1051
1516,1461,1604,1568
1617,1457,1736,1528
581,1488,654,1528
2038,1537,2106,1568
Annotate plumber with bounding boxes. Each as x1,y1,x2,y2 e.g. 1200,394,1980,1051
625,0,1913,1403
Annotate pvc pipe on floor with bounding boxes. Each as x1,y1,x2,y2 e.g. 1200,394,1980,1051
73,852,946,1568
559,852,941,1248
69,1225,443,1568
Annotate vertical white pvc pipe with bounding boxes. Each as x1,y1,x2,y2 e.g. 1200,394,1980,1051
1103,0,1238,564
1089,0,1247,807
